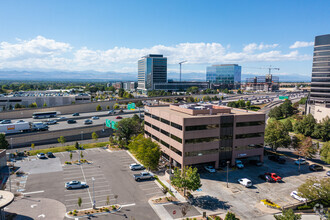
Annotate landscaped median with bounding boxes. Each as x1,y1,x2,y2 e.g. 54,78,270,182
64,159,92,165
65,205,120,218
261,199,281,210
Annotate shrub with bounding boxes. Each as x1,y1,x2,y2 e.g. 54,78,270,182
111,205,116,210
261,199,281,209
68,211,72,215
104,208,109,212
73,213,77,216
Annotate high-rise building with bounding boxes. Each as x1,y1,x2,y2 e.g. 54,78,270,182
307,34,330,121
137,54,167,92
206,64,241,89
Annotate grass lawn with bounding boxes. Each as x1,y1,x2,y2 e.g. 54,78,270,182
28,141,110,155
268,116,295,124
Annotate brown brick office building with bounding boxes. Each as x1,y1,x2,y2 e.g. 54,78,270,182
144,104,265,168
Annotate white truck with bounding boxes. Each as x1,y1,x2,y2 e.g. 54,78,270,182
0,122,48,134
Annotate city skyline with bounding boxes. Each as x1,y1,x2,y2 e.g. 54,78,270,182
1,0,329,81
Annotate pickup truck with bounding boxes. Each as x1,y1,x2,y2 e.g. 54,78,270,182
133,172,154,181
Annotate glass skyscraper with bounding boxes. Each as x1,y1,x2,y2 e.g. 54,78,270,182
206,64,241,89
137,54,167,92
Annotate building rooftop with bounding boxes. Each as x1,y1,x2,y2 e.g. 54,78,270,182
211,64,239,67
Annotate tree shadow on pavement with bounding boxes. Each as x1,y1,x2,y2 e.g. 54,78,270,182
191,195,231,211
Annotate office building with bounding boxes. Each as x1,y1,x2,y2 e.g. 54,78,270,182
138,54,167,92
112,82,123,90
153,81,209,91
144,104,265,168
244,74,279,91
306,34,330,121
206,64,241,89
123,82,137,91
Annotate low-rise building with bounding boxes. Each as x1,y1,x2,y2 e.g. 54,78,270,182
144,104,265,168
244,74,279,92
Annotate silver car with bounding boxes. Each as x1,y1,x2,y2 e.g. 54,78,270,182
65,181,87,189
129,163,144,170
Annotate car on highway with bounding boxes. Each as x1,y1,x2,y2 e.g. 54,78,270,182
258,173,275,182
204,165,216,173
0,120,11,124
57,117,67,121
84,119,93,125
92,116,99,120
238,178,252,187
72,113,80,116
67,119,77,124
116,116,123,119
108,110,114,115
236,160,244,169
290,191,307,202
268,155,286,164
37,153,46,159
45,119,57,125
265,172,282,182
309,164,323,171
65,180,87,189
295,158,307,165
133,172,154,181
47,152,55,158
129,163,144,171
16,120,25,123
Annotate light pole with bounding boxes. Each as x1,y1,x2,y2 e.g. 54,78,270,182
92,177,96,209
10,138,12,150
298,151,301,173
226,161,230,188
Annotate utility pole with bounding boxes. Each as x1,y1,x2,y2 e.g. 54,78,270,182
92,177,96,209
179,61,187,82
226,161,230,188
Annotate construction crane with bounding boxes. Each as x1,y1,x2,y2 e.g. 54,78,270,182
245,65,280,75
179,60,187,82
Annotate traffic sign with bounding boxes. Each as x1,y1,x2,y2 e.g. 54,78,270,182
279,96,289,100
105,119,111,128
127,103,135,110
111,121,118,130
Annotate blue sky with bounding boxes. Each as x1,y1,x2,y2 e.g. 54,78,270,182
0,0,329,81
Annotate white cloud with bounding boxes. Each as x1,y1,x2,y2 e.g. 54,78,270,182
289,41,314,49
0,36,312,72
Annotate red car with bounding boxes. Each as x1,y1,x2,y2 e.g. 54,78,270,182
264,172,282,182
116,116,122,119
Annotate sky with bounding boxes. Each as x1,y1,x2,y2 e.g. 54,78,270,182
0,0,329,81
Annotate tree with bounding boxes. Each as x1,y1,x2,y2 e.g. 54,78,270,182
298,177,330,201
75,141,79,149
43,102,47,107
186,96,195,103
320,141,330,164
78,197,82,207
57,136,66,146
313,116,330,142
114,103,120,110
28,102,38,108
115,118,143,145
92,132,98,141
291,134,304,150
225,211,239,220
265,120,291,151
274,209,301,220
299,136,317,159
280,99,294,118
118,88,125,97
96,104,102,111
294,114,316,137
0,134,9,149
31,143,35,150
246,101,251,109
80,151,84,159
268,106,282,120
283,119,293,132
171,166,202,196
106,105,110,110
14,103,22,109
69,152,73,160
238,99,245,108
187,86,199,94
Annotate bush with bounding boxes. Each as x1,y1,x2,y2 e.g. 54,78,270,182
65,161,72,164
154,175,175,197
104,208,109,212
111,205,116,210
261,199,281,209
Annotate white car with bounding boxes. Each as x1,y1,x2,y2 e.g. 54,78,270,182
129,163,144,171
236,160,244,169
295,158,307,165
92,116,99,120
37,153,46,159
65,181,87,189
238,178,253,187
290,191,307,202
204,166,216,173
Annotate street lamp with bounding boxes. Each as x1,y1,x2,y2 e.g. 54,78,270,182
92,177,96,209
10,138,12,150
226,161,230,188
298,151,301,173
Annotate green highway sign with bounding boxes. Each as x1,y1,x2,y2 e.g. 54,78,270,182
111,121,118,130
127,103,135,110
105,119,111,128
279,96,289,100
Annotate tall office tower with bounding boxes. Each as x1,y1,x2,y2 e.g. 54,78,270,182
137,54,167,92
307,34,330,121
206,64,241,89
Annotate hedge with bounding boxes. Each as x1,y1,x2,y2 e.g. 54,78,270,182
154,175,175,197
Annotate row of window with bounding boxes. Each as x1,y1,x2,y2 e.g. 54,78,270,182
314,46,330,51
185,124,219,131
145,112,183,130
185,137,220,144
184,149,219,157
235,144,263,151
236,132,264,139
236,121,264,127
145,121,183,143
145,131,183,157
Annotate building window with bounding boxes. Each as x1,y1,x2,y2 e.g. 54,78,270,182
152,115,160,121
170,134,182,143
151,135,159,142
145,112,151,117
220,123,233,127
160,140,170,148
170,146,182,156
235,132,264,139
185,124,219,131
151,124,160,132
185,149,219,157
171,122,182,130
145,131,151,137
145,121,151,127
236,121,264,127
235,144,263,151
185,137,219,144
161,118,170,125
161,129,170,136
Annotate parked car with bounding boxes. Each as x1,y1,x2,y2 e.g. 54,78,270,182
65,180,87,189
0,120,11,124
290,191,307,202
92,116,99,120
84,119,93,125
295,158,307,165
37,153,46,159
258,174,275,183
116,116,123,119
268,155,286,164
129,163,144,171
133,172,154,181
309,164,323,171
264,172,282,182
67,119,77,124
45,119,57,125
235,160,244,169
204,165,216,173
327,171,330,176
47,152,55,158
238,178,253,187
72,113,80,116
249,160,263,166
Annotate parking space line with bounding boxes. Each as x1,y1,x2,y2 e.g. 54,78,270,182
140,187,160,191
64,174,104,180
145,192,163,196
80,165,93,206
65,195,115,202
22,190,44,195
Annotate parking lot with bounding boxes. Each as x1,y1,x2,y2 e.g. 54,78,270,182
197,157,329,219
7,148,163,220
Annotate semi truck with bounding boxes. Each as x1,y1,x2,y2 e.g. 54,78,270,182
0,122,48,134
